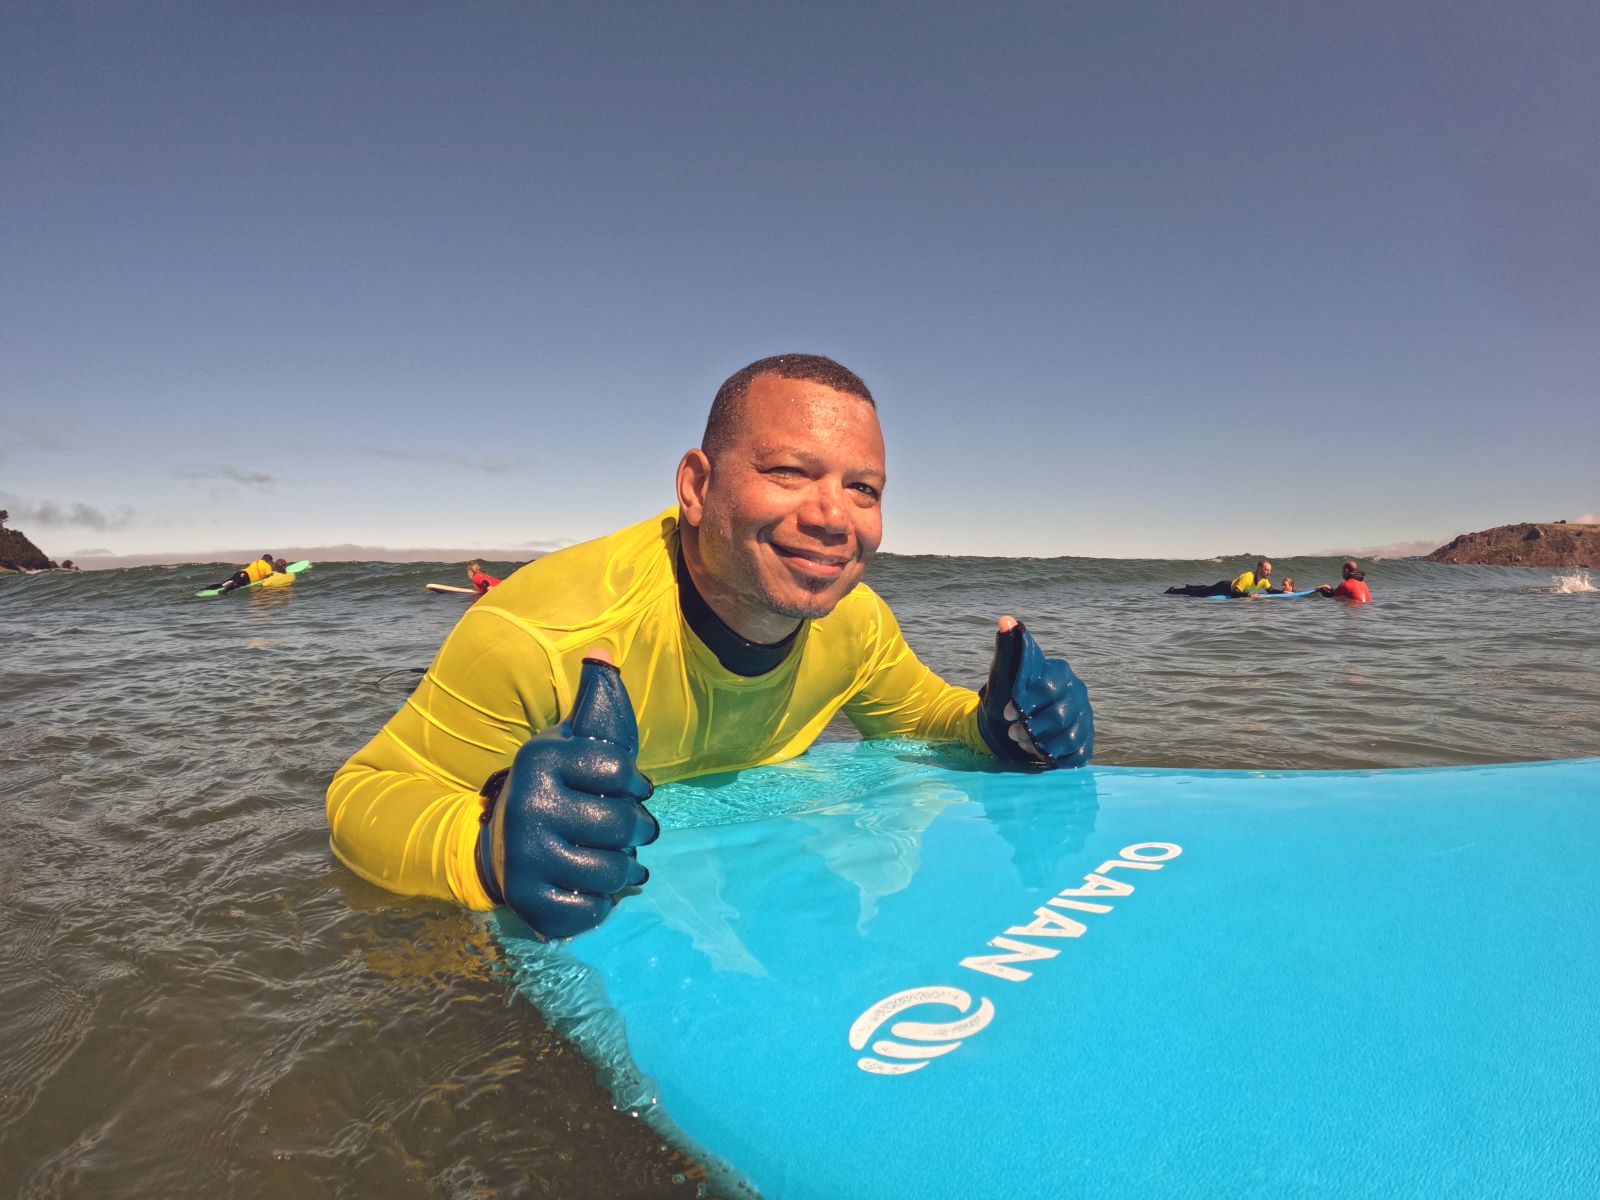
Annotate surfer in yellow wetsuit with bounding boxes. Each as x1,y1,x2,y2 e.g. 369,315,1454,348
212,552,275,594
1165,559,1274,597
259,557,295,589
1229,560,1273,595
327,354,1095,938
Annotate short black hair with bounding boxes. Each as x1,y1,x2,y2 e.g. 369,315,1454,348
702,354,875,459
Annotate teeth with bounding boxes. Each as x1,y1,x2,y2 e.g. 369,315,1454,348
779,546,845,567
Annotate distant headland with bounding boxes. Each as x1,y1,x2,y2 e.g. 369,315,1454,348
1427,522,1600,568
9,510,1600,571
0,514,68,572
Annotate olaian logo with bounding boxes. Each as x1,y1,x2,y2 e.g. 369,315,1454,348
848,986,996,1075
850,842,1182,1076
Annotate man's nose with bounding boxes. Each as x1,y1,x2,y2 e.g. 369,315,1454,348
796,480,849,532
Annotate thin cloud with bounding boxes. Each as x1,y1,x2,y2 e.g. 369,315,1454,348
2,496,136,531
174,467,278,488
343,442,518,473
0,421,70,463
518,537,573,552
1316,537,1450,559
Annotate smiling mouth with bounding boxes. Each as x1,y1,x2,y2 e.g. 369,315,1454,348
771,543,852,573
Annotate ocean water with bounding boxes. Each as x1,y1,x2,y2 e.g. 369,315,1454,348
2,554,1596,1197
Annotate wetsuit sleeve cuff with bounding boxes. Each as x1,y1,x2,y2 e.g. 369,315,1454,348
451,794,499,911
963,705,998,758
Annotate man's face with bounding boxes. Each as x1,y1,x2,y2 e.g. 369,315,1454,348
1259,561,1273,577
685,373,886,631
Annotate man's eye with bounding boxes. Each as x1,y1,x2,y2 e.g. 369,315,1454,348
850,483,881,500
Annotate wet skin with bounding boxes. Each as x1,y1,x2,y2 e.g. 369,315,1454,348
676,374,886,645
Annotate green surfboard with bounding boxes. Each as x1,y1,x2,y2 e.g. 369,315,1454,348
195,559,310,597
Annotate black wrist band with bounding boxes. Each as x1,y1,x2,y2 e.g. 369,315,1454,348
475,768,512,905
479,767,510,813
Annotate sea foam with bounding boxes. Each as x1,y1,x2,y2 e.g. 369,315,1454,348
1552,570,1597,594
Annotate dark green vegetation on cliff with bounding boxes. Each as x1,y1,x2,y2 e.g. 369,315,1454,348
0,521,56,571
1427,522,1600,568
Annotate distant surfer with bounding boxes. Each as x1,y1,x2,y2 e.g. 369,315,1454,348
328,354,1095,940
210,552,274,595
1314,560,1371,603
1166,559,1274,597
466,561,502,596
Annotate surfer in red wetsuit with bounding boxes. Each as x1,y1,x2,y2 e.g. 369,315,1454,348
466,561,502,596
1315,561,1371,603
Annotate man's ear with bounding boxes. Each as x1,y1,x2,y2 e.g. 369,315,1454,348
676,449,711,526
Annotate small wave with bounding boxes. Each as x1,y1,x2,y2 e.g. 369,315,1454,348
1551,570,1598,594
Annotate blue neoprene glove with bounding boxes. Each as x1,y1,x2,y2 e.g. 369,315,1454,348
976,618,1094,768
475,654,659,939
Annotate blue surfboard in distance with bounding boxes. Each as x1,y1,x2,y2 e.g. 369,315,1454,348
1204,588,1317,599
502,741,1600,1199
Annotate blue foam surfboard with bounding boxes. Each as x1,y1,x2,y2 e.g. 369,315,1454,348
501,742,1600,1199
1204,588,1317,599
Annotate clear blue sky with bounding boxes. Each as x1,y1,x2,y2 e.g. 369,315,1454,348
3,1,1596,560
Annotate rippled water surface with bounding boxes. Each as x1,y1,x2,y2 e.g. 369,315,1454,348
3,554,1596,1196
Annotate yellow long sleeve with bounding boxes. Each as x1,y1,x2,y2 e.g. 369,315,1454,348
326,509,986,906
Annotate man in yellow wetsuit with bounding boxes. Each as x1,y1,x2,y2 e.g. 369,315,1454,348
212,552,275,594
1165,559,1274,598
259,557,296,589
327,354,1095,937
1229,559,1274,595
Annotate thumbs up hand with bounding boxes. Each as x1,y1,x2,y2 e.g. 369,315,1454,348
476,650,659,939
976,616,1094,769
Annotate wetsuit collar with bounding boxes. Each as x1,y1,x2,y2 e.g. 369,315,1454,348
676,547,800,677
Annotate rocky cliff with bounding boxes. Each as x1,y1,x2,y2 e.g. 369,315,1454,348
1426,522,1600,568
0,525,58,571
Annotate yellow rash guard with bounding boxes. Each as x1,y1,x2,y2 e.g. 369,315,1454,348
244,558,274,582
1230,569,1271,595
326,508,988,909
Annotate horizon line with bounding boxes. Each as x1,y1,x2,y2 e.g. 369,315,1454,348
57,544,1447,570
61,545,553,569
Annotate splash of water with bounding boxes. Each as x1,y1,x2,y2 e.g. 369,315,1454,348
1552,570,1597,594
